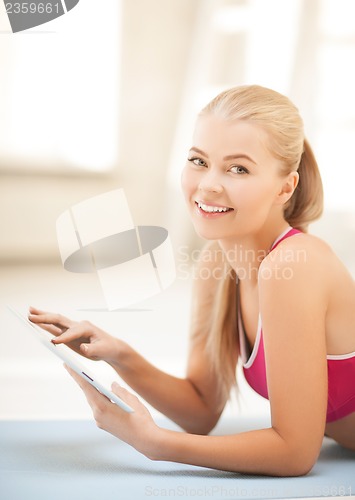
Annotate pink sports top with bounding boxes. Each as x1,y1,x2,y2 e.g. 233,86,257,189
238,227,355,423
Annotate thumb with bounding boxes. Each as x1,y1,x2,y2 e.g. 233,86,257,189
111,381,129,397
80,342,109,361
80,343,96,358
111,382,139,406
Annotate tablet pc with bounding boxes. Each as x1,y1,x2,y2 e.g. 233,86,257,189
8,307,134,413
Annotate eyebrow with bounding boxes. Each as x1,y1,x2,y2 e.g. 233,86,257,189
189,147,257,165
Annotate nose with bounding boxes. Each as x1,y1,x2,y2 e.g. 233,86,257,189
198,170,223,194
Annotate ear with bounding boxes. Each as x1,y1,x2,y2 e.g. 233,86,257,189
275,171,299,205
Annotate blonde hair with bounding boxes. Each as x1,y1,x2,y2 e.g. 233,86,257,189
191,85,324,404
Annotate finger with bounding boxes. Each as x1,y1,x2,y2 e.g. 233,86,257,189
28,310,74,330
79,342,97,358
29,318,67,337
65,365,110,407
65,364,92,390
78,339,106,360
35,322,64,336
51,323,91,346
28,306,46,315
111,382,141,408
28,313,70,330
65,365,100,398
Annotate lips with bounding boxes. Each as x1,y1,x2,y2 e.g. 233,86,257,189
195,201,234,216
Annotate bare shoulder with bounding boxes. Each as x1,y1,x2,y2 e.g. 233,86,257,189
260,232,337,280
257,232,340,311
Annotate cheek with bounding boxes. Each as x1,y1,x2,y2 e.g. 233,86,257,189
234,179,277,210
180,166,195,199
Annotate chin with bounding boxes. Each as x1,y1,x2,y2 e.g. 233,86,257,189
192,224,227,241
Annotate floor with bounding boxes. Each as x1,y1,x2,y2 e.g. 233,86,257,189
0,263,269,420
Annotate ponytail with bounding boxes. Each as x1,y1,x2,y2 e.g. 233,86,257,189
284,139,323,232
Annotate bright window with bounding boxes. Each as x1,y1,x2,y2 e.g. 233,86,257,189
0,0,121,173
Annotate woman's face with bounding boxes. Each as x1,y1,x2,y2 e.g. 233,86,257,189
181,114,289,241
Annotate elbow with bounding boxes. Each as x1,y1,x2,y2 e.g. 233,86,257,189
273,427,323,477
277,445,320,477
271,429,320,477
181,422,215,436
181,415,220,436
266,451,317,477
279,456,316,477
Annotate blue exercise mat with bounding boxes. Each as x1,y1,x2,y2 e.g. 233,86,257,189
0,418,354,500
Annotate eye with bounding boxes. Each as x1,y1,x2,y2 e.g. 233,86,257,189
229,165,249,175
188,157,207,167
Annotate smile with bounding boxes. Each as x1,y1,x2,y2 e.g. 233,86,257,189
195,201,234,214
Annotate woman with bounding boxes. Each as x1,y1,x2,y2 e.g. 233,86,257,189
29,85,355,476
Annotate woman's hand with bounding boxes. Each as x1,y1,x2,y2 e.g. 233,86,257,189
28,307,129,365
65,365,159,458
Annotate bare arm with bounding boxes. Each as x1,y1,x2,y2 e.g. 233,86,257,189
144,244,329,475
108,345,222,434
64,238,330,476
28,243,229,434
141,244,327,475
115,241,234,432
28,306,212,433
67,362,315,476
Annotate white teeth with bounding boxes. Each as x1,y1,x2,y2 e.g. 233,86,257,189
197,202,231,213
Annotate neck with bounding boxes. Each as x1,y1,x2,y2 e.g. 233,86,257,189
218,222,290,286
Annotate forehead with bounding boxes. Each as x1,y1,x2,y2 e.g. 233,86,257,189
192,114,271,159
